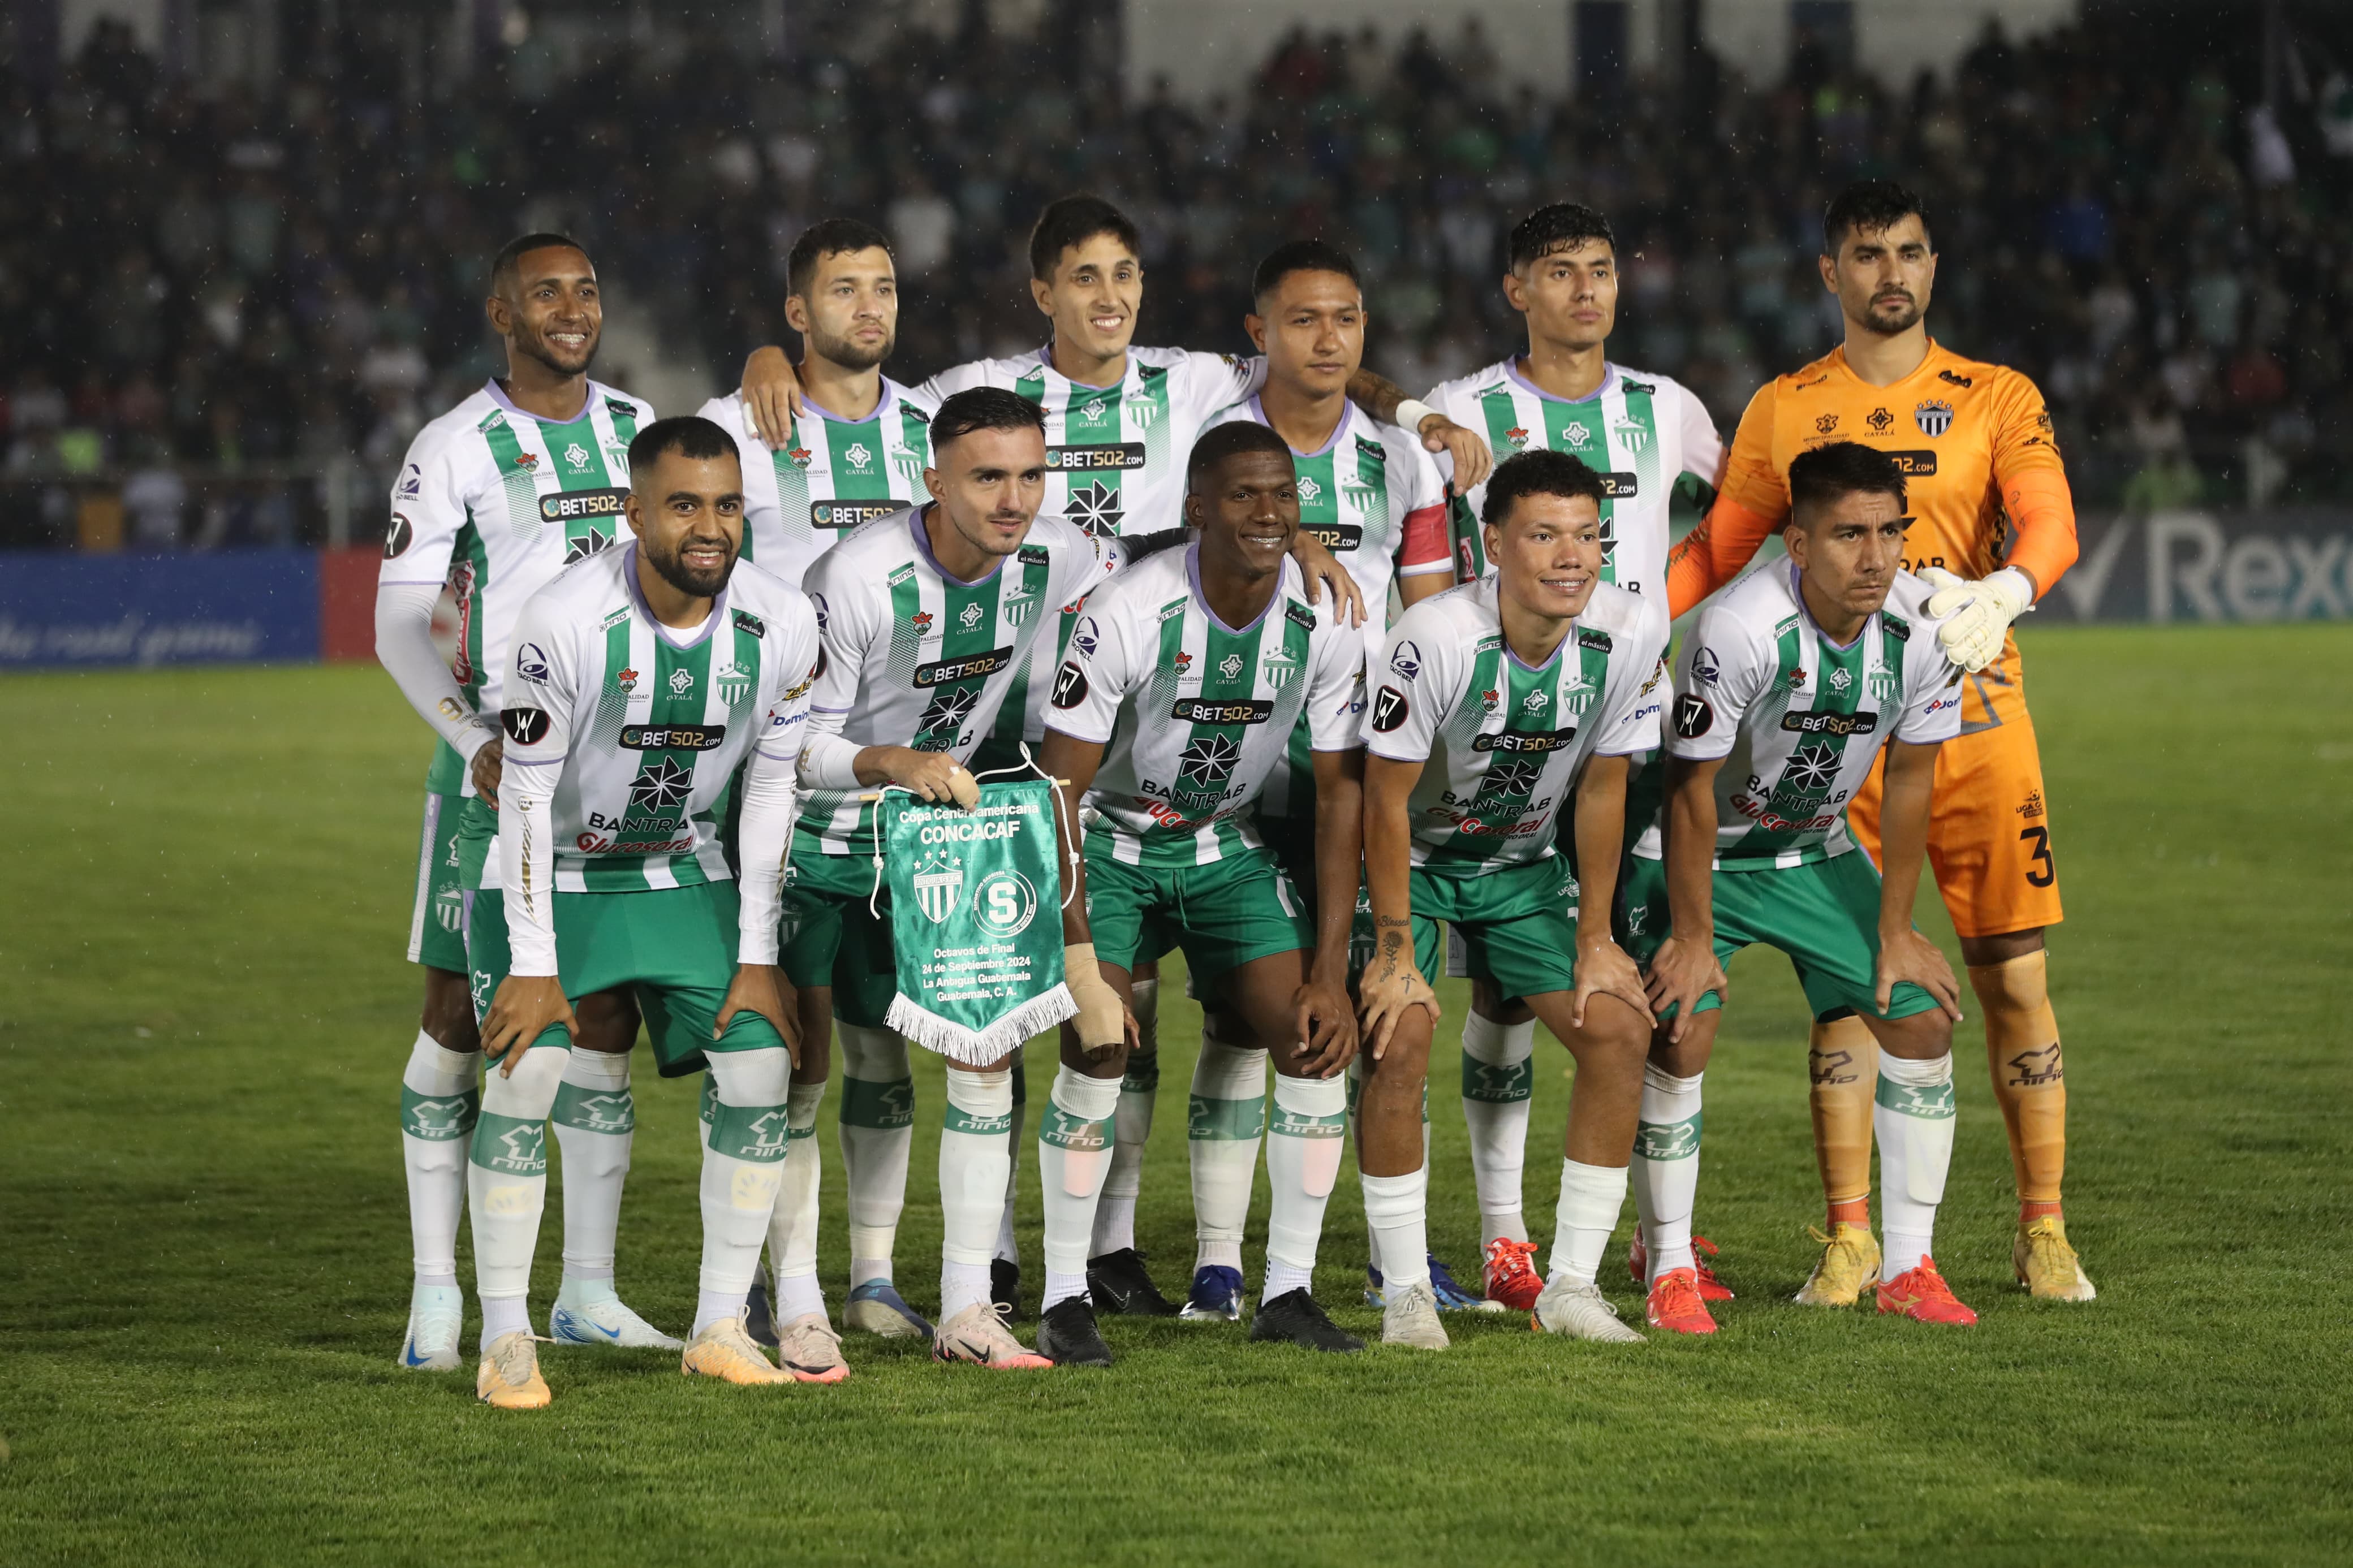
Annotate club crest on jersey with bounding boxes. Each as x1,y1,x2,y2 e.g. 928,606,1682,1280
1613,420,1650,453
890,446,924,485
1261,647,1300,689
1123,391,1161,430
1914,399,1955,437
1505,426,1530,450
1869,666,1899,702
667,667,695,697
1001,584,1038,627
717,661,752,704
1341,474,1377,509
912,850,965,925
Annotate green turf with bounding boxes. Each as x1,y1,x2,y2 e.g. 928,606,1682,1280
2,625,2348,1565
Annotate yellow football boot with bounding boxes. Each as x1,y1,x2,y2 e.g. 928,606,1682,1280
682,1315,795,1385
2014,1215,2098,1302
475,1332,553,1410
1794,1221,1881,1307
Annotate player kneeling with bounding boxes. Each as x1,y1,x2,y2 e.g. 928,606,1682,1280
1038,422,1369,1360
1359,450,1669,1347
1626,442,1973,1332
467,416,828,1407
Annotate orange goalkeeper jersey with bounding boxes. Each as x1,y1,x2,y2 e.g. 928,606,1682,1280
1666,340,2078,698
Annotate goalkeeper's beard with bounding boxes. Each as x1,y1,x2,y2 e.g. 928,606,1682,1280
1863,294,1923,336
646,532,736,598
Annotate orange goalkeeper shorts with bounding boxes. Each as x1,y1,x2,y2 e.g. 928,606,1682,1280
1846,657,2064,940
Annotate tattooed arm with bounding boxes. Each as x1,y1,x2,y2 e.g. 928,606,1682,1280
1359,753,1441,1059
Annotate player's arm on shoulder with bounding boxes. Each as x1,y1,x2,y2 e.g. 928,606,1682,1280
912,357,994,405
738,346,803,445
1666,381,1784,617
1351,368,1492,490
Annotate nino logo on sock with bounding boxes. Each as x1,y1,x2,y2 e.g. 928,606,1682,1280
1876,1079,1956,1119
2006,1044,2064,1087
1634,1115,1703,1161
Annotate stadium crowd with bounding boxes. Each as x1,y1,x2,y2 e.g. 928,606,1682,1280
3,5,2350,547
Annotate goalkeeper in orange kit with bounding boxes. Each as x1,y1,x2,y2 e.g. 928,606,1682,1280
1664,181,2095,1304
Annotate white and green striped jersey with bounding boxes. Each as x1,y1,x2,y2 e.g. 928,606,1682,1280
495,546,821,913
798,506,1111,856
1200,395,1451,821
1365,577,1667,875
1639,563,1960,871
696,379,934,588
381,378,656,795
919,345,1261,539
1424,360,1721,598
1047,547,1365,869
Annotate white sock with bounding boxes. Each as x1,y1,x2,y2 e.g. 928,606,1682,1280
1264,1073,1347,1301
695,1048,794,1337
768,1081,826,1312
1631,1064,1705,1282
1092,1048,1158,1256
994,1057,1027,1266
1460,1010,1536,1247
1037,1066,1122,1308
1548,1159,1630,1288
550,1047,634,1287
1187,1024,1267,1273
941,1065,1015,1320
467,1044,568,1353
1361,1167,1431,1293
399,1030,479,1286
1874,1051,1956,1278
836,1023,912,1287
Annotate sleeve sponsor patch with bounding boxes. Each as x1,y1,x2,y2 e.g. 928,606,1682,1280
385,515,413,559
514,643,550,684
501,707,551,745
1371,685,1409,733
1051,662,1089,709
1671,693,1714,740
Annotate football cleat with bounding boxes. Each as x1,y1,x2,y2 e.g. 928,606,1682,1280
1628,1233,1735,1300
1794,1222,1882,1308
1428,1253,1507,1312
1036,1297,1116,1367
991,1257,1026,1320
1179,1264,1246,1321
844,1278,934,1339
1380,1281,1450,1350
1877,1257,1977,1325
772,1312,850,1384
548,1279,683,1350
1644,1267,1719,1335
682,1315,795,1384
2014,1216,2098,1302
1086,1247,1180,1316
476,1331,552,1409
1483,1238,1545,1312
1531,1277,1644,1344
398,1283,464,1371
1249,1289,1364,1353
932,1302,1054,1369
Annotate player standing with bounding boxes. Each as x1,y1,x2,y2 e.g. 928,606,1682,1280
1418,202,1725,1312
695,218,936,1347
1666,182,2093,1303
374,233,667,1370
1037,421,1368,1359
1191,239,1472,1319
466,415,825,1406
787,388,1117,1367
1358,450,1669,1348
1630,442,1974,1332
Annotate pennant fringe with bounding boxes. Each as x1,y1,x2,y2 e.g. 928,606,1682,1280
886,983,1076,1066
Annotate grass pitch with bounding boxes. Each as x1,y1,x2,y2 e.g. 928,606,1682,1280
2,625,2348,1566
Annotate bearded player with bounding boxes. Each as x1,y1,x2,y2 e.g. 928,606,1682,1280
1666,181,2093,1303
376,233,667,1370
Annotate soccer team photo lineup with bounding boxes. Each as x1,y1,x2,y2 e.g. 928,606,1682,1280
357,178,2108,1406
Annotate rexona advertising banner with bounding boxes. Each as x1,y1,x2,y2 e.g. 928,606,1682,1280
881,779,1075,1065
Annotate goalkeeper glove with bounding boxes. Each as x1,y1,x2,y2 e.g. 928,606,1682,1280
1919,565,2035,673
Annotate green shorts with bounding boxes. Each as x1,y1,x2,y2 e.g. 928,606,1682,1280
407,791,469,971
466,882,786,1077
1618,851,1941,1023
1252,811,1378,979
777,841,900,1029
1083,837,1313,979
453,793,497,893
1410,856,1581,1005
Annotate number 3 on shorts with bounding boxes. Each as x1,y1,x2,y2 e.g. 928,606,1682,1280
2019,825,2055,888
